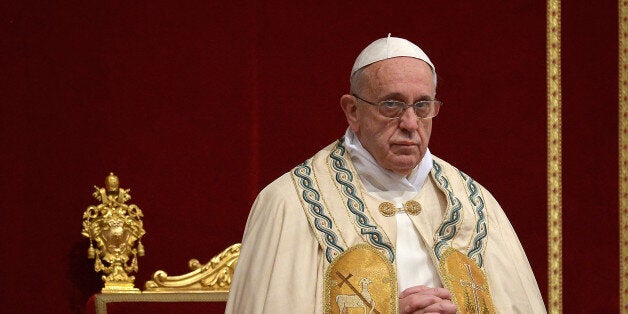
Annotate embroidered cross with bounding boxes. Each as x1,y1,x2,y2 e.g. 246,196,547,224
458,263,487,314
336,271,380,314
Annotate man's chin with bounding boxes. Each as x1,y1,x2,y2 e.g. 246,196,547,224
387,159,420,175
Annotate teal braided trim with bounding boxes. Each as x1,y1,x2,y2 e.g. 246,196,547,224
432,160,464,260
293,159,344,263
329,139,395,262
459,171,488,268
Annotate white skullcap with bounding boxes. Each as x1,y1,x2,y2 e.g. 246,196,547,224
351,34,435,78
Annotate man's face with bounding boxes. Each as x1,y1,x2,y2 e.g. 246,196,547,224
343,57,436,175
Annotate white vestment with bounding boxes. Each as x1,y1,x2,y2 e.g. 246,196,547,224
225,139,546,313
343,128,442,291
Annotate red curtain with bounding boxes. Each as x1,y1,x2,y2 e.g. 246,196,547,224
1,1,620,312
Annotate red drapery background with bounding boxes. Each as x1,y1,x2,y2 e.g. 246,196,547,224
1,1,620,313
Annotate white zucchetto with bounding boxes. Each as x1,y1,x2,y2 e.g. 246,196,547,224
351,34,435,78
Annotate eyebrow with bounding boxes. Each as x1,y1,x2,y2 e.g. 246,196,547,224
379,92,434,102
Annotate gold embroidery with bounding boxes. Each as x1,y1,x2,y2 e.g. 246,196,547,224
324,244,397,314
378,202,396,217
439,247,496,314
378,200,422,217
404,200,422,215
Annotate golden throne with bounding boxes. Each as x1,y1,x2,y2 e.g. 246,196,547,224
90,243,240,313
144,243,240,295
84,174,241,313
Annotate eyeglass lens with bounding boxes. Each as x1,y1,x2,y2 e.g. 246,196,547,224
379,101,440,118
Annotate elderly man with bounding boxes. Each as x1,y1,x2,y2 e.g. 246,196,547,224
226,36,546,313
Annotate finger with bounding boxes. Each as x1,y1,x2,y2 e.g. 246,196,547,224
399,294,444,313
400,286,453,301
426,287,453,300
422,299,457,314
399,285,430,298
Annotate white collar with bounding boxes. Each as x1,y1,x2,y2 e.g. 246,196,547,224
343,128,432,196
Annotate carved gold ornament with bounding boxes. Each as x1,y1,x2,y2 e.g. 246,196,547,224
144,243,240,292
81,173,146,293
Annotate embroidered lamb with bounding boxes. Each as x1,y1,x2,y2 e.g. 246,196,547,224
335,277,375,314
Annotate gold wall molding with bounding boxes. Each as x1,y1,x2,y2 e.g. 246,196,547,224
547,0,562,313
620,1,627,312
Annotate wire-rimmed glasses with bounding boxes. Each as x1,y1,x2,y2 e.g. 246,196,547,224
353,94,442,119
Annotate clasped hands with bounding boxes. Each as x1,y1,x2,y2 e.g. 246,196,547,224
398,285,457,314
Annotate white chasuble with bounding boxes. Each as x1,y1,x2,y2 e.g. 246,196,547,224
225,139,546,314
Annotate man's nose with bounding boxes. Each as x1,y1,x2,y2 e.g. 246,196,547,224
398,107,420,131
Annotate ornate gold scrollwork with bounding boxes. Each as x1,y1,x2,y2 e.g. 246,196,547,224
144,243,240,292
81,173,146,293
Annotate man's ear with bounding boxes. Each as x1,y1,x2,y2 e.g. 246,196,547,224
340,94,359,132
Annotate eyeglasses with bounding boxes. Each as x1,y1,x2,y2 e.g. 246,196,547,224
352,94,442,119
